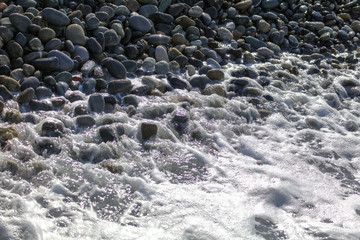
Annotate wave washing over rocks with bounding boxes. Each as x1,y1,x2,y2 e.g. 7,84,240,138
1,0,360,239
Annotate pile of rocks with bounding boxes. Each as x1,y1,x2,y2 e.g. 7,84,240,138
0,0,360,142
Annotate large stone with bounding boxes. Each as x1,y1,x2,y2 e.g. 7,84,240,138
107,79,132,94
104,58,127,79
48,50,74,72
155,45,169,62
141,122,157,140
351,21,360,32
189,76,211,90
262,0,280,9
38,27,56,43
17,87,34,104
42,7,70,26
31,57,59,71
217,27,233,41
104,29,120,48
76,115,96,127
129,15,152,33
148,34,170,45
89,94,105,113
0,75,20,91
245,36,266,49
66,24,87,46
9,13,31,32
0,85,13,100
206,69,224,81
235,0,253,11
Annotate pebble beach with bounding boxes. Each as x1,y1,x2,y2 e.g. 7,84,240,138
1,0,360,239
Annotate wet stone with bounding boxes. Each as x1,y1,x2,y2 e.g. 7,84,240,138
18,87,34,104
74,104,89,116
89,94,105,113
104,58,127,79
0,75,20,92
76,115,95,127
98,126,117,142
107,79,132,94
155,61,169,74
0,126,19,141
36,137,61,155
29,100,53,111
36,86,52,99
189,76,212,90
5,109,23,123
206,69,224,81
41,119,64,137
141,122,157,140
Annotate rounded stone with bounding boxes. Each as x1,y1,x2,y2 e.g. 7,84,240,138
235,0,253,10
188,6,203,18
38,27,56,43
141,122,157,140
351,21,360,32
206,69,224,81
129,15,152,33
107,79,132,94
42,7,70,26
9,13,31,32
17,87,34,104
66,24,87,46
155,61,169,74
217,27,233,41
48,50,74,72
155,45,169,62
76,115,95,127
0,75,20,92
89,94,105,113
104,58,127,79
148,34,171,45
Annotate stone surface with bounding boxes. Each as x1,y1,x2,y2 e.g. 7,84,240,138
9,13,31,32
107,79,132,94
141,122,157,140
42,7,70,26
129,15,152,33
0,75,20,92
105,58,127,79
206,69,224,81
66,24,87,46
48,50,74,72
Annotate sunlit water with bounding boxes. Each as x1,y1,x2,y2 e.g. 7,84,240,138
1,53,360,240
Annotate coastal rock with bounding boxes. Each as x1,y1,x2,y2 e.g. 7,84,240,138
104,58,127,79
141,122,157,140
129,15,152,33
9,13,31,33
0,75,20,91
42,7,70,26
89,94,105,113
235,0,253,11
66,24,87,46
107,79,132,94
48,50,74,72
206,69,224,81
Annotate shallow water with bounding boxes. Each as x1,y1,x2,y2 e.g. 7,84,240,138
1,53,360,240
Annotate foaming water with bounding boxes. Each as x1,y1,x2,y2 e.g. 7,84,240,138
1,53,360,239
